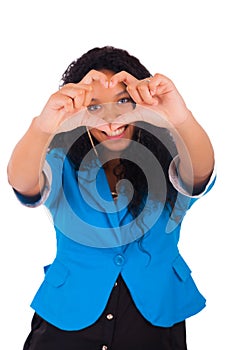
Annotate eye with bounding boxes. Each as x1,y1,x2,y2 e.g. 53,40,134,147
87,104,102,113
117,97,132,105
117,97,136,110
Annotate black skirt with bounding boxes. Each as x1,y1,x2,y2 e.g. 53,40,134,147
23,275,187,350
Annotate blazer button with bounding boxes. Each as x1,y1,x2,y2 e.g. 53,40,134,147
106,313,114,320
114,254,125,266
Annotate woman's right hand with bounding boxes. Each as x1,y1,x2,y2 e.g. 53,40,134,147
7,70,109,194
35,70,109,134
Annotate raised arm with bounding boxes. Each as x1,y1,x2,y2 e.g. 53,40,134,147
7,118,53,196
7,70,109,196
110,72,215,190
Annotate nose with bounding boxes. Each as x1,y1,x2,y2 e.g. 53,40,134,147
102,104,128,132
101,103,121,123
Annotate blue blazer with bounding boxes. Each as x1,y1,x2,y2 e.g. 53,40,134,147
18,148,215,331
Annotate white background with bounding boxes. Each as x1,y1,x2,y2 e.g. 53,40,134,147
1,0,232,349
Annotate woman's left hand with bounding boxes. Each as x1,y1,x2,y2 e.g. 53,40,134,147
110,71,191,127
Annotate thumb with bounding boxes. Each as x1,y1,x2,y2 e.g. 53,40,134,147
56,109,110,133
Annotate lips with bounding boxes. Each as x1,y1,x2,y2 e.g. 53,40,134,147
104,125,128,138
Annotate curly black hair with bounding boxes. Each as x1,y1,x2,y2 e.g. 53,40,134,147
59,46,153,86
49,46,178,220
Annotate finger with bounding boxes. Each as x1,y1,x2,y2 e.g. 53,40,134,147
126,85,143,104
56,109,87,133
84,116,110,131
59,83,92,99
109,71,138,88
83,89,94,107
137,81,155,104
56,109,109,133
149,73,173,95
113,105,168,129
80,69,108,87
112,110,141,126
73,90,85,109
48,92,75,113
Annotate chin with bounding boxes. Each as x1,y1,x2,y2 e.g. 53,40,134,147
102,138,133,153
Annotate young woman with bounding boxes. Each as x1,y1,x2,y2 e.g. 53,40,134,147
7,46,215,350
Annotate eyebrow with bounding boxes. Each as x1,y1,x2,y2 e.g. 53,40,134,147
90,90,129,103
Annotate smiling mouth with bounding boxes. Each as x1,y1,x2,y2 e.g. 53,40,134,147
104,125,128,138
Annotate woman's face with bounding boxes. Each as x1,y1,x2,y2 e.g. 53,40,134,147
87,70,135,154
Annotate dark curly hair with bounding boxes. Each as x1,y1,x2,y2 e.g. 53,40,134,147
49,46,178,220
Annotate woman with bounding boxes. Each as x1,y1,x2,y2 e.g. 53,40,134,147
7,46,215,349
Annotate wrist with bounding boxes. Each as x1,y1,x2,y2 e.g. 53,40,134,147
171,109,193,129
32,116,55,138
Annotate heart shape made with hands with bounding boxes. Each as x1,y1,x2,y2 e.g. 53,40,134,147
56,105,173,134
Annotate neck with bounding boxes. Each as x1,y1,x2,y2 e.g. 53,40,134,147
99,147,121,171
102,157,120,171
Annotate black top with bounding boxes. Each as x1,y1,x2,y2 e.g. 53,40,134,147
23,275,187,350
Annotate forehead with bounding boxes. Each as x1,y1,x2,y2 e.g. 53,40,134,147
99,69,115,78
91,69,127,100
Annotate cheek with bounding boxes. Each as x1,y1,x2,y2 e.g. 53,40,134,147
127,125,135,139
89,128,103,141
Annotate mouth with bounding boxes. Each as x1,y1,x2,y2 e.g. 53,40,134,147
103,125,128,139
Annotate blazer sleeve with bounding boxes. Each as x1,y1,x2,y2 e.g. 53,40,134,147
168,155,216,199
13,148,66,208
